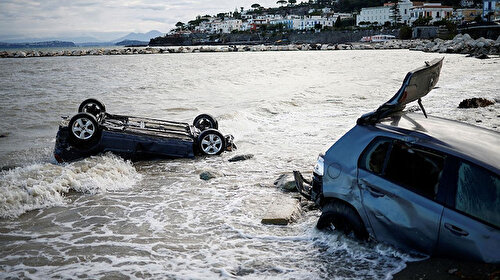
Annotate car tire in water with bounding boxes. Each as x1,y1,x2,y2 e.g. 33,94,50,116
198,129,226,155
78,98,106,118
316,201,368,240
68,113,101,146
193,114,218,131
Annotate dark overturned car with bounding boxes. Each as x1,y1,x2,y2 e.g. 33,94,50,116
54,99,236,162
295,58,500,263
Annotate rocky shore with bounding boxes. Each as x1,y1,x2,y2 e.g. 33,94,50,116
1,34,499,59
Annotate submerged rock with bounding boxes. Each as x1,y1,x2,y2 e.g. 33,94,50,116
476,53,490,59
274,173,297,192
228,154,254,162
0,164,18,172
458,98,495,109
199,170,223,181
261,196,301,225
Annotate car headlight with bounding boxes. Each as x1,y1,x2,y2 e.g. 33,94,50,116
313,154,324,176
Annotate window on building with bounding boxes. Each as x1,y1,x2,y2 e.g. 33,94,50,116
437,11,440,18
455,161,500,228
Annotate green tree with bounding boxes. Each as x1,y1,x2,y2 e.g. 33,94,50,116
335,16,342,28
474,15,484,23
288,0,297,6
399,25,412,39
251,3,261,9
390,0,402,26
175,22,185,30
412,16,432,26
277,0,287,6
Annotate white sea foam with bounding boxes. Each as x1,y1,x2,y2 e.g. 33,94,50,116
0,153,141,218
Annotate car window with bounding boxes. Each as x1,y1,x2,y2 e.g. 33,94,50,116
359,139,391,175
384,141,445,199
455,161,500,228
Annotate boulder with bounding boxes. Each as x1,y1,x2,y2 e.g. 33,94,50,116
463,33,472,41
1,165,17,172
300,199,318,211
452,34,463,42
199,170,223,181
476,53,490,59
458,98,495,108
261,196,301,225
274,173,297,192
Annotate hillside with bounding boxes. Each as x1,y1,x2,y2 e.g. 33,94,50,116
0,41,76,49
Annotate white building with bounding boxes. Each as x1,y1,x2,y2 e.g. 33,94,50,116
410,3,454,24
195,18,242,34
483,0,499,21
220,19,242,33
269,15,300,29
294,16,336,30
356,0,413,26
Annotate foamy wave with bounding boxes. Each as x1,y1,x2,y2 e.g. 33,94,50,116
0,154,141,219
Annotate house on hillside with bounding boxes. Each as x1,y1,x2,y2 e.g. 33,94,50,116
453,8,483,22
356,0,413,26
409,3,454,24
483,0,499,21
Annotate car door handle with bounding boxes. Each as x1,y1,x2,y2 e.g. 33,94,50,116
444,223,469,237
359,179,385,197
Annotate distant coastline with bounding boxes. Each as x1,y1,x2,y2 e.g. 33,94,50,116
0,40,76,49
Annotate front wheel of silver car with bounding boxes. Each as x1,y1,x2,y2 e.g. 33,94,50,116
198,129,226,155
317,201,368,240
68,113,101,146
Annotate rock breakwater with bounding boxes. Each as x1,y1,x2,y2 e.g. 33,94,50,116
1,34,498,58
353,34,500,57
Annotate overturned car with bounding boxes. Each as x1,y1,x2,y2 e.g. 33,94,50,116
295,58,500,263
54,99,235,162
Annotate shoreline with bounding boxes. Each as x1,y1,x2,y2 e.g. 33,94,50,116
2,34,499,59
394,257,500,280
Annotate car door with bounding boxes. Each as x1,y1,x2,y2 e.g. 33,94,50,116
357,138,446,254
437,159,500,262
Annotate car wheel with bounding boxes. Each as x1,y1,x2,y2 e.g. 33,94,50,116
68,113,101,145
198,129,226,155
78,98,106,117
317,201,368,240
193,114,218,131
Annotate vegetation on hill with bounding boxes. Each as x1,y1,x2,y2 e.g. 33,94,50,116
0,41,76,49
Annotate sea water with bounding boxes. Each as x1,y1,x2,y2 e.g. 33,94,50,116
0,50,498,279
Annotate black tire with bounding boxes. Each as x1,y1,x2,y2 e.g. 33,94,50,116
78,98,106,117
68,113,101,146
193,114,218,131
316,201,368,240
198,129,226,155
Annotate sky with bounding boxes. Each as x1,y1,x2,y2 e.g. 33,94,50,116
0,0,280,42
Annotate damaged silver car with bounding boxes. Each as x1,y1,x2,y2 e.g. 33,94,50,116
295,58,500,263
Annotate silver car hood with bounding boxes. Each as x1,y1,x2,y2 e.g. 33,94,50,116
358,57,444,125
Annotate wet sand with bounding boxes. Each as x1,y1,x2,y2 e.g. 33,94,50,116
395,258,500,280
